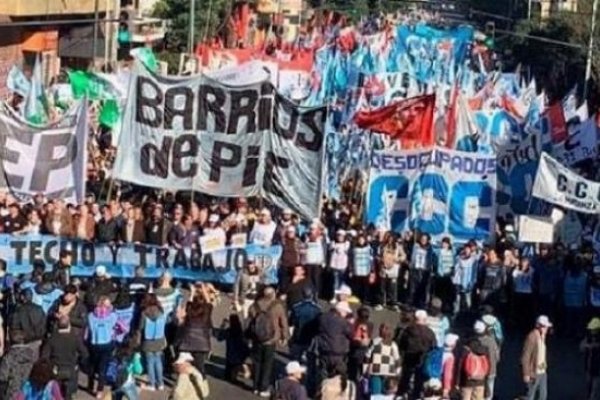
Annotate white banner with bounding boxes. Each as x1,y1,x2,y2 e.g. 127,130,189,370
533,151,600,214
553,118,598,166
114,62,326,219
0,102,88,203
518,215,554,243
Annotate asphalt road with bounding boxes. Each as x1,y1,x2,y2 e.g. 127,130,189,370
75,301,587,400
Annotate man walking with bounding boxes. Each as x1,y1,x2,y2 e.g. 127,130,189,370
521,315,552,400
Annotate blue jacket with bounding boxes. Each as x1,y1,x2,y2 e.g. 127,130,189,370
291,300,322,345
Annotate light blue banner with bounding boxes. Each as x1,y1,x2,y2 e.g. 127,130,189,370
0,234,281,284
366,147,497,244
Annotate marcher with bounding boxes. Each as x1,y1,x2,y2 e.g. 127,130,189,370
177,289,213,376
274,361,309,400
457,336,490,400
363,323,401,395
47,284,87,336
441,333,459,399
521,315,552,400
41,316,89,399
290,287,322,361
15,358,64,400
473,321,499,400
139,293,168,391
216,313,249,383
409,233,435,308
171,352,209,400
247,286,289,397
398,310,437,398
0,330,37,399
581,318,600,400
319,362,356,400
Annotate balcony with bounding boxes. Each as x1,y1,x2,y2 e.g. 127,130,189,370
0,0,114,17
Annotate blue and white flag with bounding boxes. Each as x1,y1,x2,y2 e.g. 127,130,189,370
6,65,30,98
23,55,48,125
366,147,496,243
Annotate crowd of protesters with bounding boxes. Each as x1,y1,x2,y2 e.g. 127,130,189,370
0,186,597,400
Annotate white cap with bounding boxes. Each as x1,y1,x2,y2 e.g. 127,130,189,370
415,309,428,321
285,361,307,375
444,333,459,347
348,229,357,237
174,352,194,364
208,214,219,223
482,314,497,326
95,265,107,277
536,315,553,328
504,224,514,232
474,320,486,334
335,301,352,315
282,208,293,215
336,229,346,236
335,284,352,296
425,378,442,390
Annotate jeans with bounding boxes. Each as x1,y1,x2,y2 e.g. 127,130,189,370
145,351,164,388
454,288,473,315
113,380,139,400
331,269,345,297
378,277,398,306
252,343,275,392
485,375,496,400
526,373,548,400
88,342,114,393
306,265,323,298
408,269,431,308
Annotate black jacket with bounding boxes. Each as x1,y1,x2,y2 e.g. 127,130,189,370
47,297,88,336
9,302,46,343
399,323,437,357
316,310,353,356
178,314,213,353
41,329,89,372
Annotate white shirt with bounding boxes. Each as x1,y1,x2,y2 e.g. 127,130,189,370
250,221,277,246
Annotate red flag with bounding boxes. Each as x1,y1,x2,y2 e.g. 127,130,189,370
354,94,435,148
445,83,459,147
544,102,568,143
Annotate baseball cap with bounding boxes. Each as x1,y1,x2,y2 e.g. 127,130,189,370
95,265,107,277
536,315,553,328
335,284,352,296
444,333,459,347
415,309,428,320
285,361,307,375
482,314,497,326
474,320,486,334
208,214,219,223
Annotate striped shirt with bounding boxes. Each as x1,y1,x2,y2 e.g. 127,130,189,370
437,248,454,277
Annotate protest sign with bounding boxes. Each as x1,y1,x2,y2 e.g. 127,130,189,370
230,233,248,248
199,234,226,254
365,147,496,243
533,152,600,213
517,215,554,243
113,62,326,219
0,234,281,284
0,102,88,203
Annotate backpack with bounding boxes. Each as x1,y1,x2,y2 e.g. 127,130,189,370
250,305,276,343
105,357,129,387
463,350,490,381
19,380,54,400
422,347,444,379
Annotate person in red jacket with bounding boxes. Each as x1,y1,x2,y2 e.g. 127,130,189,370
442,333,459,398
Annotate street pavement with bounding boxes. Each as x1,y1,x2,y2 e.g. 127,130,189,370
76,300,587,400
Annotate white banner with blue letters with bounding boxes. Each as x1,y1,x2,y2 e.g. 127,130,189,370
366,147,497,243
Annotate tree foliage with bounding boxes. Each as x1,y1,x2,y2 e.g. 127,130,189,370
153,0,229,53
